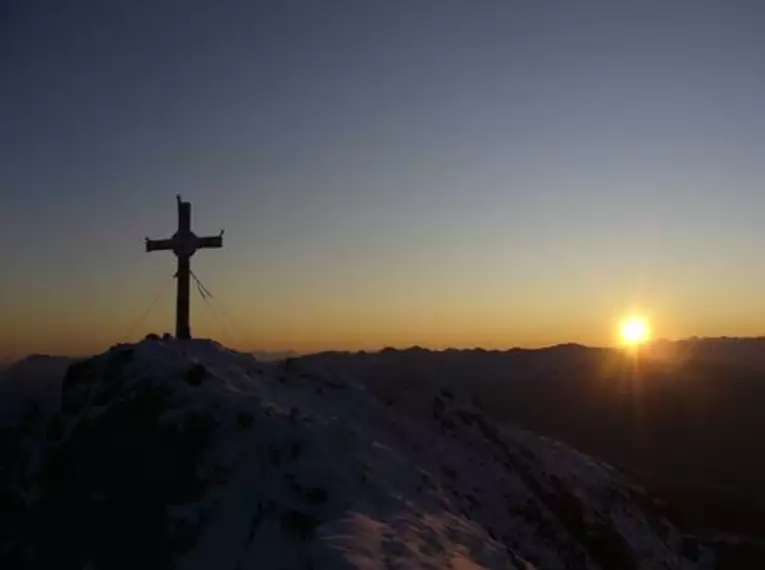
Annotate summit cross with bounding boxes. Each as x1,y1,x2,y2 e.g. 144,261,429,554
145,195,224,339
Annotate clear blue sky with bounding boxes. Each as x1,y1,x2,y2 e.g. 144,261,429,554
2,0,765,359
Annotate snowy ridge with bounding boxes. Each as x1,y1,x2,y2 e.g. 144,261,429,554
1,339,711,569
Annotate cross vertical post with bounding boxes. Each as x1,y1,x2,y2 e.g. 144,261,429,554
145,195,224,340
176,254,191,339
175,197,192,339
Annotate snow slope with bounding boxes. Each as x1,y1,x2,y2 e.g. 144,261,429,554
1,339,712,569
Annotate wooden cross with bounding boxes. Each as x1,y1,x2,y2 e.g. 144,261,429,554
145,195,223,339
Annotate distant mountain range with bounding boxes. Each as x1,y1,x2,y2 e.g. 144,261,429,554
250,350,301,361
299,339,765,531
0,354,78,420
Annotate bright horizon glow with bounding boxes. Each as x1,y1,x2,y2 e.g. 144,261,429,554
619,317,652,346
3,2,765,361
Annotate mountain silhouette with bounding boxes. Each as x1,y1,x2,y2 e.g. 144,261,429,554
0,338,715,569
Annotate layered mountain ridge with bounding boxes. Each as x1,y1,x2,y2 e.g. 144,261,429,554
1,339,712,569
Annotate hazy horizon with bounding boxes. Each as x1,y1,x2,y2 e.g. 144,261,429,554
6,334,765,367
3,0,765,360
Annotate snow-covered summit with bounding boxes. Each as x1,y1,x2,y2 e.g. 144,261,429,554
1,339,711,569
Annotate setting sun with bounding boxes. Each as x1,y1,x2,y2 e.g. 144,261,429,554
619,317,651,346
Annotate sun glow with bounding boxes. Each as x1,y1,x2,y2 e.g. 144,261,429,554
619,316,651,346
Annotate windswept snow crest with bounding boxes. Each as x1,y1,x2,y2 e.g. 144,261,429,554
0,339,713,569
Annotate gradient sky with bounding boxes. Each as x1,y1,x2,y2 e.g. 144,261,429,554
3,0,765,360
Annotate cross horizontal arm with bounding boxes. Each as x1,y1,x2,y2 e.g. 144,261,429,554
197,233,224,249
146,237,174,252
